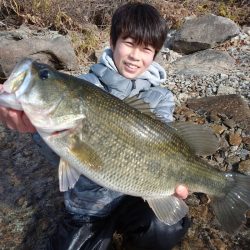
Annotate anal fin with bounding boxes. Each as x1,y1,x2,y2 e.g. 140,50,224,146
145,195,189,225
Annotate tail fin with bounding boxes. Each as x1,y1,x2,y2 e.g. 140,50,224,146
212,173,250,233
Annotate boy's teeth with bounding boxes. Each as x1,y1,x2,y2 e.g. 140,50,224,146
126,63,137,69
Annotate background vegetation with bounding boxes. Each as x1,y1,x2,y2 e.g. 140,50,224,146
0,0,249,64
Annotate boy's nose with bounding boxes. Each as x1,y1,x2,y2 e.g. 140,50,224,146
129,48,140,61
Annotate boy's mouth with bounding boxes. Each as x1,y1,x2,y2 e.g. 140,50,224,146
124,62,139,70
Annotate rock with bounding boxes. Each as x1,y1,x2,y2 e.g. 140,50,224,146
211,124,226,135
230,145,239,152
208,110,221,123
177,93,189,103
219,137,230,150
222,118,236,129
214,153,225,164
0,25,79,78
171,14,240,54
217,84,236,95
227,155,241,166
168,49,235,76
238,159,250,175
242,136,250,145
187,95,250,134
236,148,250,160
242,25,250,36
181,239,206,250
161,48,182,64
211,239,227,250
228,133,242,146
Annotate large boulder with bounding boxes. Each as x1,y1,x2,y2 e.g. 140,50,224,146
0,25,79,79
171,14,240,54
168,49,235,76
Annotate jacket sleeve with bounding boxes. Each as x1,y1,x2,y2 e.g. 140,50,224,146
139,86,175,123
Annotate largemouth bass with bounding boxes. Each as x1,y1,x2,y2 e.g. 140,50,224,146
0,58,249,233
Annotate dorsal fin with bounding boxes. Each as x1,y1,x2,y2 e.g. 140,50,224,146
125,96,218,156
168,122,219,156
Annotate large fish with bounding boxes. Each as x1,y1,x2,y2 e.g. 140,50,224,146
0,58,249,233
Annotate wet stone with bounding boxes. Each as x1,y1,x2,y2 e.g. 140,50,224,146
242,136,250,145
236,148,249,160
227,155,241,166
1,149,12,158
209,111,221,123
222,118,236,129
219,137,230,150
238,159,250,175
187,95,250,134
214,152,225,164
211,124,226,135
211,238,227,250
230,145,240,152
228,133,242,146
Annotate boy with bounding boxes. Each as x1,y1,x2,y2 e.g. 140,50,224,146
0,2,189,249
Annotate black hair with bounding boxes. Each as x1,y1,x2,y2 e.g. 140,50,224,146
110,2,167,56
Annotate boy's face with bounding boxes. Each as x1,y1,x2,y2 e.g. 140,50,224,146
111,37,155,79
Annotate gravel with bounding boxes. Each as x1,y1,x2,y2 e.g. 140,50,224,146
162,32,250,105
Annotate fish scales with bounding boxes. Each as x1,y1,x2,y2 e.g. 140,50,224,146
50,79,226,197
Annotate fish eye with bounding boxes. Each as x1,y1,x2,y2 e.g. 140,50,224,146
39,69,50,80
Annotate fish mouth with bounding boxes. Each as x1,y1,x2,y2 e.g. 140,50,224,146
3,58,33,97
52,129,71,136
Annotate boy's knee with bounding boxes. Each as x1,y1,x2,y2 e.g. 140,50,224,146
124,216,190,250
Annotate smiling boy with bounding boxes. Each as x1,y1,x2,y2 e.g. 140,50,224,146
111,37,155,78
0,2,189,250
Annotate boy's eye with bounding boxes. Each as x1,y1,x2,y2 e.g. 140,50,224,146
125,41,133,46
144,47,154,53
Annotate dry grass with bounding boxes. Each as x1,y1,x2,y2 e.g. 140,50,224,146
1,0,249,30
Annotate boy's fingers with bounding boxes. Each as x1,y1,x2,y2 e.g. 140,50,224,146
22,113,36,132
0,108,35,133
6,109,22,130
9,110,35,133
0,106,8,122
175,185,189,199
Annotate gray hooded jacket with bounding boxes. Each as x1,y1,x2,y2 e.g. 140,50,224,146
51,49,175,219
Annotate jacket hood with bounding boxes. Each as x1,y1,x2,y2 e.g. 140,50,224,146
89,48,167,99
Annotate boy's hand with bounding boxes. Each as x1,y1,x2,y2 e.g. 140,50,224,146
0,106,36,133
175,185,189,199
0,85,36,133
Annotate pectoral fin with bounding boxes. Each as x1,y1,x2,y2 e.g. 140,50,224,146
145,195,189,225
69,138,103,171
58,159,81,192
